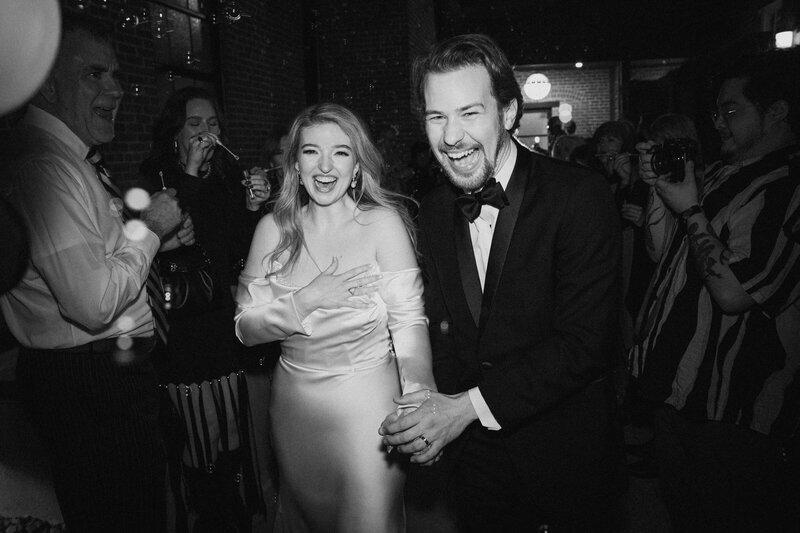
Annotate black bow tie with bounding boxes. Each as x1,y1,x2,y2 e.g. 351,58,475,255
455,178,509,222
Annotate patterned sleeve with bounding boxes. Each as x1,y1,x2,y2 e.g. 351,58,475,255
728,173,800,318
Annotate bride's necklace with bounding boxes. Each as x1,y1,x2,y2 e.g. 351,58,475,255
301,239,324,274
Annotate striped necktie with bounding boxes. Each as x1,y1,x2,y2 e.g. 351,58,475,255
87,149,169,345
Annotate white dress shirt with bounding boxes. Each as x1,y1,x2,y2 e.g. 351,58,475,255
0,106,160,348
467,141,518,430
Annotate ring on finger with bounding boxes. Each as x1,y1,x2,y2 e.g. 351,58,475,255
348,287,356,295
416,434,432,448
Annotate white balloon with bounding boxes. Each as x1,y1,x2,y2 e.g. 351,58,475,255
0,0,61,115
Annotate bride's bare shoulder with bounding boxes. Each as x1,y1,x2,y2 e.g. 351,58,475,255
252,213,282,250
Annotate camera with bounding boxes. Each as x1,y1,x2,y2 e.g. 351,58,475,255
648,138,697,182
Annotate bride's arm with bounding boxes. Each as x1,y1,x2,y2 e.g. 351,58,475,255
234,215,310,346
375,210,437,395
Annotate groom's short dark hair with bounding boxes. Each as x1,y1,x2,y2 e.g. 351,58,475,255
412,34,524,132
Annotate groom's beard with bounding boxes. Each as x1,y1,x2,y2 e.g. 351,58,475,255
440,130,507,193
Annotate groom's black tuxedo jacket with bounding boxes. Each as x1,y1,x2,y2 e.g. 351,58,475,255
418,143,626,518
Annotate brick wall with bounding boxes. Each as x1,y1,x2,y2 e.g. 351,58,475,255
308,0,436,160
0,0,306,188
218,0,306,168
515,58,685,139
515,64,617,138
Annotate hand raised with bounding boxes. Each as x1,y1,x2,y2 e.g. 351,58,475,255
294,258,382,316
184,133,216,175
242,168,271,211
612,153,632,186
654,160,700,214
621,203,644,227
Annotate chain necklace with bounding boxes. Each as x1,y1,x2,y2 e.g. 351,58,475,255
301,240,324,274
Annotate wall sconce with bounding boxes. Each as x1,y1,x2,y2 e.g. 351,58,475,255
151,8,173,39
214,1,251,24
558,103,573,123
120,8,149,30
185,52,200,67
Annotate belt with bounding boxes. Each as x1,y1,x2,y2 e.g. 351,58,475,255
25,336,157,355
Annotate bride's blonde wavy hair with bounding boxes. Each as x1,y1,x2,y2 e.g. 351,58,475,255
266,103,418,274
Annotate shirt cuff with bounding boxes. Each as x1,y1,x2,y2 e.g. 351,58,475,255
468,387,501,430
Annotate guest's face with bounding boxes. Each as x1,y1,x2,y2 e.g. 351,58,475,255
714,77,766,162
269,134,290,170
422,65,516,192
48,31,122,147
176,98,220,164
596,134,623,155
296,122,359,207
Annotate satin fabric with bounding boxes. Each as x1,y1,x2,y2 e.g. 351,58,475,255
236,267,433,532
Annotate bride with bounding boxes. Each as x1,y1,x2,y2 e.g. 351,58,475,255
235,103,436,532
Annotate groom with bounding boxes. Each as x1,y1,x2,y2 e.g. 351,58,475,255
380,34,625,532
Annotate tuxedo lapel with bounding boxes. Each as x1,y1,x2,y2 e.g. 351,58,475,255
481,146,532,327
454,205,482,326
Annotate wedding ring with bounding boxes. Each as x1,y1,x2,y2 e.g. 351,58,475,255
348,287,356,295
416,435,432,448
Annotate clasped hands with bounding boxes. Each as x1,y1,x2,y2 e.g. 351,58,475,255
159,212,195,252
379,389,476,466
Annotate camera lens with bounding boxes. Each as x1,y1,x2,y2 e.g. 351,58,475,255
648,138,697,182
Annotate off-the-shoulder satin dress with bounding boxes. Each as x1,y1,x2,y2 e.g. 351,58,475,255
235,265,434,533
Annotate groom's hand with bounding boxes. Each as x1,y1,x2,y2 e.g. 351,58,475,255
379,390,477,466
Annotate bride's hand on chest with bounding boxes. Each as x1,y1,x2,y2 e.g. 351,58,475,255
292,257,382,316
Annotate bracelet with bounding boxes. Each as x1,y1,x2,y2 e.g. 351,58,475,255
679,204,703,221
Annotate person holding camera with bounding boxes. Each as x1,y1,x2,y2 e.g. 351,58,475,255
635,114,704,264
629,53,800,533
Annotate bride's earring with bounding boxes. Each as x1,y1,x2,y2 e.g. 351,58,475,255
173,139,178,154
296,164,303,186
350,175,357,189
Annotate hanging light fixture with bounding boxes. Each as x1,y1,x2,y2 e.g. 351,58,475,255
523,73,551,101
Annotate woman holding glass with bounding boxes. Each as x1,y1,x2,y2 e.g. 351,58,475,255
235,103,436,532
139,86,272,532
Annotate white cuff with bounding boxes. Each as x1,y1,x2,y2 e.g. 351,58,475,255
468,387,501,430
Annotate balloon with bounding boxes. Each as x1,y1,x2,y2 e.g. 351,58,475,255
0,0,61,115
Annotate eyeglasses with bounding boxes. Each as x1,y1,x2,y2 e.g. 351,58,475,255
711,108,738,123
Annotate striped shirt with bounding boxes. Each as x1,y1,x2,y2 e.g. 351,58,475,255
631,145,800,439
